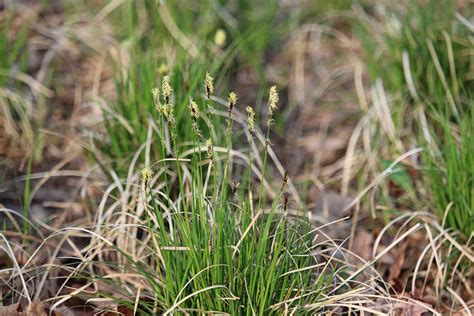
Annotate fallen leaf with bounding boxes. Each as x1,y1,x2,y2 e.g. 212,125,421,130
352,230,373,262
0,303,22,316
403,300,431,316
388,242,407,283
117,305,134,316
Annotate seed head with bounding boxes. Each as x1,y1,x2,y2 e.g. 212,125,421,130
152,87,161,113
283,193,290,212
141,166,154,184
162,76,173,104
192,121,202,138
189,98,202,137
228,92,237,113
206,138,214,161
268,85,279,114
230,180,240,195
189,98,200,119
246,105,255,133
280,170,289,192
204,72,214,98
158,63,169,75
162,103,175,125
214,29,227,47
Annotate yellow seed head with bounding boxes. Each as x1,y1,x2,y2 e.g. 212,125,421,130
228,91,237,112
158,63,169,75
246,105,255,133
268,85,279,113
206,138,214,160
189,98,200,119
162,103,175,125
141,167,154,184
162,104,170,118
214,29,227,47
204,72,214,98
189,98,202,137
162,76,173,104
152,87,161,112
192,121,202,138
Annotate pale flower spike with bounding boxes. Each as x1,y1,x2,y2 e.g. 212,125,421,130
246,106,255,133
189,98,200,118
205,72,214,98
214,29,227,47
162,76,173,104
189,98,202,137
269,85,279,114
152,87,161,112
228,92,237,112
206,138,214,160
141,167,154,184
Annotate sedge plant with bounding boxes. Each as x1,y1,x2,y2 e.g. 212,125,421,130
82,74,347,314
353,0,474,237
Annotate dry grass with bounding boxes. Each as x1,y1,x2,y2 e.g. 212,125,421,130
0,0,472,314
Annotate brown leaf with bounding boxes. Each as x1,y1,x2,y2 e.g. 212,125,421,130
402,300,432,316
388,242,407,283
117,305,134,316
351,230,373,262
0,303,22,316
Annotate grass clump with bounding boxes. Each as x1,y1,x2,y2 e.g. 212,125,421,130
97,54,219,175
354,0,474,238
136,167,332,314
1,1,472,314
428,104,474,237
0,13,48,166
357,0,473,107
95,0,306,176
85,78,350,315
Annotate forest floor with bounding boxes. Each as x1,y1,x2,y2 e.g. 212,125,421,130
0,1,472,315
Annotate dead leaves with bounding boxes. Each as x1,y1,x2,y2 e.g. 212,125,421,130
400,300,432,316
0,303,22,316
0,299,138,316
0,300,46,316
351,230,374,263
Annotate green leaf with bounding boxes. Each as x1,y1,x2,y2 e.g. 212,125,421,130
381,160,414,193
